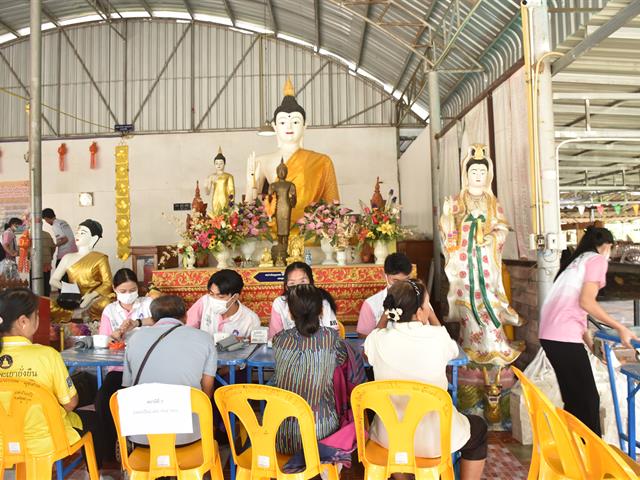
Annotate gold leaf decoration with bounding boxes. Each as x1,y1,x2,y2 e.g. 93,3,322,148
115,145,131,260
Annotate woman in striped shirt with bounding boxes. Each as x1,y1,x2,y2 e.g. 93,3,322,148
273,284,347,454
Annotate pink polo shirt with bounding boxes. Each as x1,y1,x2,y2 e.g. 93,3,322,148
539,252,608,343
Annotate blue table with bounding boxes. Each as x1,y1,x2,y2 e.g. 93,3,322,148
246,339,469,407
61,348,124,388
594,327,640,458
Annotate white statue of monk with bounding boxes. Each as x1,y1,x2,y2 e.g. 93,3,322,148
50,219,113,322
245,78,340,224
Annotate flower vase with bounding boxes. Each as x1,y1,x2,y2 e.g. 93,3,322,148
336,249,347,266
214,245,232,269
183,250,196,270
240,239,258,266
320,237,337,265
195,250,209,268
373,240,389,265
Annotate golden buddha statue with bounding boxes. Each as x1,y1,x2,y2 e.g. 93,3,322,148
205,147,235,214
50,219,113,322
245,78,340,224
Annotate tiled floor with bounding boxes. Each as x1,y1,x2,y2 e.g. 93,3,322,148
5,432,531,479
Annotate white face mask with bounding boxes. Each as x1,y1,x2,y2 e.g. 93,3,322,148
116,291,138,305
209,297,231,315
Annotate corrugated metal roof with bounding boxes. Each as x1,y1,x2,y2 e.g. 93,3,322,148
552,0,640,214
0,0,608,120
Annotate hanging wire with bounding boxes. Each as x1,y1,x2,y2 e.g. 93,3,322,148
0,86,113,131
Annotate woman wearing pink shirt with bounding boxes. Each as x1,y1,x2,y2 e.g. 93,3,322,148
539,227,638,435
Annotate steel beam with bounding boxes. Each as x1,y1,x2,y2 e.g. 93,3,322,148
555,128,640,139
554,72,640,86
551,0,640,74
84,0,125,40
298,61,330,96
182,0,194,19
559,185,633,191
355,1,372,68
266,0,278,35
0,17,20,37
133,23,193,125
139,0,153,16
222,0,236,27
335,97,390,126
0,50,57,135
554,104,640,116
195,35,259,130
554,92,640,100
559,154,640,164
314,0,321,50
428,69,443,308
559,142,640,153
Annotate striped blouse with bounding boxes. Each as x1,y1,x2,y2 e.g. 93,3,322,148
273,326,347,455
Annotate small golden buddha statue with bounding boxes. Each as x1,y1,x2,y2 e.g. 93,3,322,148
205,147,235,214
287,235,304,265
258,247,273,267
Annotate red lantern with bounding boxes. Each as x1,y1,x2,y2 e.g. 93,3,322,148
89,141,98,169
58,143,67,171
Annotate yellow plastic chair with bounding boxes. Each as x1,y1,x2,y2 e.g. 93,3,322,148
110,386,224,480
337,321,346,339
214,384,340,480
557,408,640,479
0,378,99,480
350,380,455,480
512,367,586,479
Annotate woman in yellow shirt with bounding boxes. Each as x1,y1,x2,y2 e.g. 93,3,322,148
0,288,96,457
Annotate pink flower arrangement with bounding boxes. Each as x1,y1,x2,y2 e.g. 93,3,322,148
298,200,356,247
236,197,272,240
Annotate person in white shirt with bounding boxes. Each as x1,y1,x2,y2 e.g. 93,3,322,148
365,279,487,480
42,208,78,261
269,262,338,338
95,267,153,463
357,252,412,337
186,269,260,338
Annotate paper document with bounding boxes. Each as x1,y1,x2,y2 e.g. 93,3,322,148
60,281,81,294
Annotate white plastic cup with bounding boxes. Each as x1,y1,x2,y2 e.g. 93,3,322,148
92,334,110,349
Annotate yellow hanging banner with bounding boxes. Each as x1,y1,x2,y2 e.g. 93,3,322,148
115,145,131,260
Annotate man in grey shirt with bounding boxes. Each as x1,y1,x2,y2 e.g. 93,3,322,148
122,295,217,445
42,208,78,261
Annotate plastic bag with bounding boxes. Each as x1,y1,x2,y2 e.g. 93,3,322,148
510,347,635,446
0,258,18,280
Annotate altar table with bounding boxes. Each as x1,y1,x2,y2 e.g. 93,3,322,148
152,264,393,324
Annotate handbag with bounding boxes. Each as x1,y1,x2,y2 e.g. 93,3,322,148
216,335,243,352
56,292,83,310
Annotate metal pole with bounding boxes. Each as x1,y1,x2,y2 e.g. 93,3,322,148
29,0,44,295
428,69,443,309
527,0,561,304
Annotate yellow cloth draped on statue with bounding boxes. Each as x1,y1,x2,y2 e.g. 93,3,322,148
51,251,114,323
211,172,235,214
286,148,340,223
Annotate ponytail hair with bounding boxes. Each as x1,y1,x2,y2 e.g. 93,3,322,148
383,279,426,323
0,288,38,353
555,226,614,280
287,284,322,337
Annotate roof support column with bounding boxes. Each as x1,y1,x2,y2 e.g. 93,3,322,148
428,68,443,310
29,0,44,295
524,0,561,304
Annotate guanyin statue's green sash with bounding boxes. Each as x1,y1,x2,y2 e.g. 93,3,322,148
466,214,501,329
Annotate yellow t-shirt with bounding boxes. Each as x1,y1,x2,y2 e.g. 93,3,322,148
0,336,82,455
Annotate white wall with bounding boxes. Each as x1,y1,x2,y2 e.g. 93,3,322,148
0,127,398,271
398,127,432,237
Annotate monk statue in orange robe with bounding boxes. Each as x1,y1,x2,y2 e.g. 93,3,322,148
245,78,340,224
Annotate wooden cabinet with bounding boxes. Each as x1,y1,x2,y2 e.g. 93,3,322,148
397,239,433,285
130,246,178,285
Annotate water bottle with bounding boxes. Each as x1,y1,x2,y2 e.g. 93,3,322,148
304,248,312,266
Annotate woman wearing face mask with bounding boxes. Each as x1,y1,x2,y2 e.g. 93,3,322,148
95,268,152,463
186,269,260,338
540,226,639,436
269,262,338,339
1,218,22,279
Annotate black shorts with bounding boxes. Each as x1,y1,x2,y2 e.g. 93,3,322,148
459,414,488,461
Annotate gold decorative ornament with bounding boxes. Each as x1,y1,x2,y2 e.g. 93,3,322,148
115,144,131,260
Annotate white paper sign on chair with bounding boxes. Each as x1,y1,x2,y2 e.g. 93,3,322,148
117,383,193,436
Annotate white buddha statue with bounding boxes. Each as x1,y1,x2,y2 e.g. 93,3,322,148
245,78,339,224
50,219,113,322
